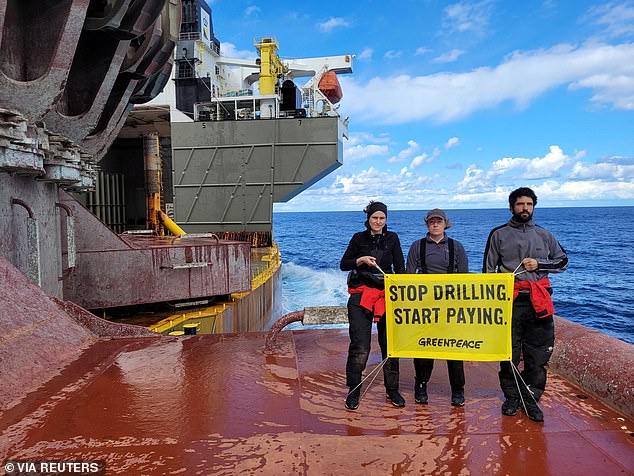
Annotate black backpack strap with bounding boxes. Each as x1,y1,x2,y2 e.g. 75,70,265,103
421,237,455,273
419,238,427,274
447,238,455,274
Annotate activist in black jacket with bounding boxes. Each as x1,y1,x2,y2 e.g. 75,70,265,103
405,209,468,407
340,229,405,289
340,201,405,411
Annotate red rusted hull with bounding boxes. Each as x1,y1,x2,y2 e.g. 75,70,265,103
59,191,251,309
318,70,343,104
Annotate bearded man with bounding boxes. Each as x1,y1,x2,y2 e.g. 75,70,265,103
483,187,568,422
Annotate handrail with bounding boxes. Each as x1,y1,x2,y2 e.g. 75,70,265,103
10,198,34,218
10,197,40,285
55,202,76,281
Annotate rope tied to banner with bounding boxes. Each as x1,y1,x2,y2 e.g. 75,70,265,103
346,357,389,403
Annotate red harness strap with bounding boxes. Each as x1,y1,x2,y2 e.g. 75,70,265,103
513,277,554,318
348,286,385,322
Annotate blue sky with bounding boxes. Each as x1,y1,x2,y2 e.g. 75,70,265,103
209,1,634,211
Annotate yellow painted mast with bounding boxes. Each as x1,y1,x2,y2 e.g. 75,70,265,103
254,37,287,96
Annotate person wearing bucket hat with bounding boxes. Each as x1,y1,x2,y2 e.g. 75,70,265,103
406,208,469,406
340,200,406,410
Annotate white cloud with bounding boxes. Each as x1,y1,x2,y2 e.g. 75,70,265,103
384,50,402,60
388,140,419,163
453,145,634,203
445,137,460,149
491,145,571,179
569,160,634,179
245,5,261,16
415,47,432,56
432,49,465,64
347,132,390,146
278,163,491,211
570,73,634,110
357,48,374,60
326,167,436,203
344,132,390,162
276,158,634,211
450,179,634,205
339,43,634,124
317,17,350,32
457,164,489,192
221,42,257,59
457,145,572,193
443,0,493,36
585,1,634,39
409,154,430,170
536,180,634,200
345,144,389,161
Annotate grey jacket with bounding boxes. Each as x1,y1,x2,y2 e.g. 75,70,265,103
482,217,568,282
406,234,469,274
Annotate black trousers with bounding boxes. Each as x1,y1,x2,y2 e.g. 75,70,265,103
345,293,400,391
413,358,465,390
499,297,555,401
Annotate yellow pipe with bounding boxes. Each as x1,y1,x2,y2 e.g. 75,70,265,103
158,210,186,236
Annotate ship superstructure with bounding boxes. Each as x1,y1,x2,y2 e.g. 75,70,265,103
52,0,354,331
0,0,353,329
100,0,354,237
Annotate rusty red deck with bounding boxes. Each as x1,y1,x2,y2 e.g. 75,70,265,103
1,329,632,475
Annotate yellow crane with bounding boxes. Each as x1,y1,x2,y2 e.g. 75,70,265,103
254,37,287,96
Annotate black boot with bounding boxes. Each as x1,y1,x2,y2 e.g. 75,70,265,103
386,389,405,407
414,381,428,404
501,397,520,416
523,399,544,422
451,388,465,406
345,387,361,410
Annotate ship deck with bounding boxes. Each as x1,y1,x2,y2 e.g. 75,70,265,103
1,329,632,475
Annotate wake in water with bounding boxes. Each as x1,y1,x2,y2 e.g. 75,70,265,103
281,262,348,315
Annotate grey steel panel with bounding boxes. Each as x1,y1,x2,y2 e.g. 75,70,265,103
171,117,343,232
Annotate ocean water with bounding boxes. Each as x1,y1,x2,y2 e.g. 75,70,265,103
274,207,634,345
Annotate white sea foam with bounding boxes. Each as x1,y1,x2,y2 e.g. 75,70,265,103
281,262,348,315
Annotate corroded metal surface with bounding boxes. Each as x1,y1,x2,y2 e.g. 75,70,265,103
0,0,181,164
265,310,304,351
1,329,632,474
53,298,159,339
551,317,634,420
0,1,181,299
0,257,97,410
58,192,251,309
303,305,348,325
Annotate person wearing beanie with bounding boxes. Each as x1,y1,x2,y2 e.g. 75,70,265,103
405,208,469,406
340,200,406,410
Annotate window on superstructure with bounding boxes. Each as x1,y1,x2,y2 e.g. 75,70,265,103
177,62,194,79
